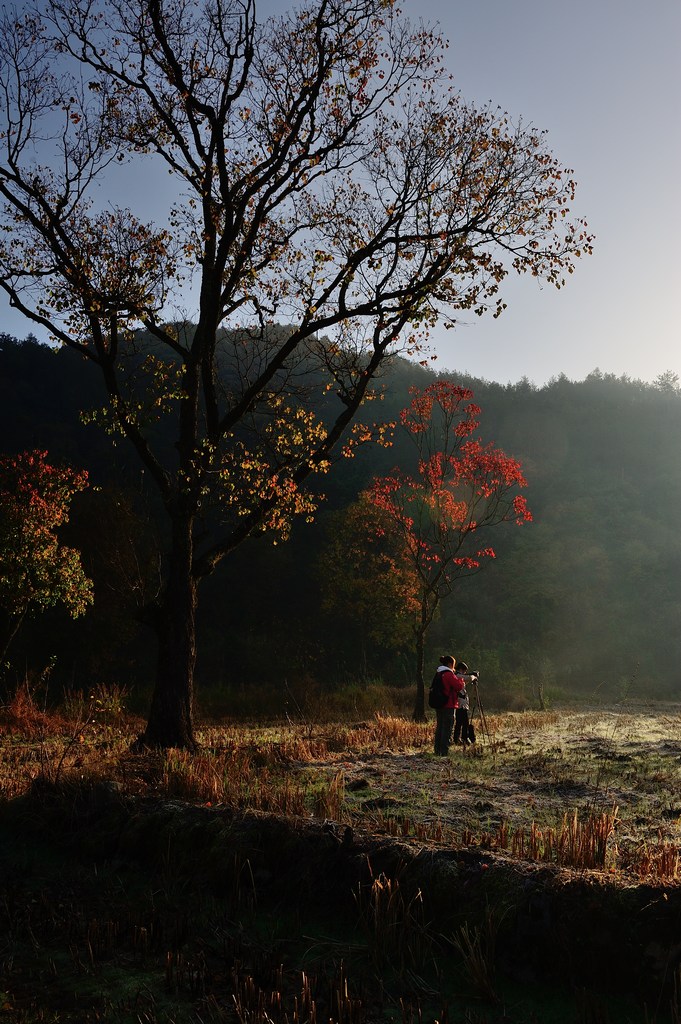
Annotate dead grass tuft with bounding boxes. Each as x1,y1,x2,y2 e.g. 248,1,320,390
329,714,431,752
160,745,347,819
0,680,61,737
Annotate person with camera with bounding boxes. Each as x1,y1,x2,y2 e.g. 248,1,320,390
453,661,479,746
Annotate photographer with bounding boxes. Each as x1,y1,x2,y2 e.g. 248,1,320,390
453,661,479,746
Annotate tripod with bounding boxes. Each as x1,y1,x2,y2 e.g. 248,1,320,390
470,678,492,747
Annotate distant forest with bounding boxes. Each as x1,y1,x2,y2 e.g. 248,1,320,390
2,332,680,709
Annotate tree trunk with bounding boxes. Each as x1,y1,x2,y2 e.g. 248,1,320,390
412,594,440,722
136,513,198,750
412,623,427,722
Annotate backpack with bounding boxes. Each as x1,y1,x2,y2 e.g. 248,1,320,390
428,670,447,709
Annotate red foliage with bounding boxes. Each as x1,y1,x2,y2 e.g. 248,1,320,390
0,450,89,529
367,382,532,589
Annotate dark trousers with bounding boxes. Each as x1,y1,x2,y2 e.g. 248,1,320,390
434,708,454,756
453,707,469,744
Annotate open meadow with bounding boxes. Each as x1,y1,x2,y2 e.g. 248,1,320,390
1,689,681,1023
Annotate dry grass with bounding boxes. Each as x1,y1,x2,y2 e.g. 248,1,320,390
1,685,680,881
230,961,365,1024
355,872,432,973
451,911,501,1005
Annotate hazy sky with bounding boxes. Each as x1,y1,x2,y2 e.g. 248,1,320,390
401,0,681,385
1,0,679,386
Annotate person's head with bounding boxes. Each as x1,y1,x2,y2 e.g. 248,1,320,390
439,655,455,668
456,661,469,674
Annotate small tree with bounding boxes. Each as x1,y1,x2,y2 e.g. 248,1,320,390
0,449,93,664
653,370,681,396
358,382,531,719
0,0,589,746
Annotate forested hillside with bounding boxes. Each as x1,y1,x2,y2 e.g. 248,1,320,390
2,333,679,707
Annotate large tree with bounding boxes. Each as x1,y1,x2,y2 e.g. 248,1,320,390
0,0,591,747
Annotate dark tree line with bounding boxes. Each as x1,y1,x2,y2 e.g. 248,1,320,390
1,333,680,709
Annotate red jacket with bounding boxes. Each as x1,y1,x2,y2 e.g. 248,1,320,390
437,666,465,709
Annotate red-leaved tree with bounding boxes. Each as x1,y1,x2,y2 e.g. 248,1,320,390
0,450,93,665
365,382,532,719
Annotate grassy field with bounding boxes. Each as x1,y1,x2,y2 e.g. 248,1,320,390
1,685,681,1023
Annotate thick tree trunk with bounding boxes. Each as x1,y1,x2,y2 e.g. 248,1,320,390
136,514,198,750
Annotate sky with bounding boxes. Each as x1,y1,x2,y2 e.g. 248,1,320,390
1,0,679,386
399,0,681,385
